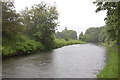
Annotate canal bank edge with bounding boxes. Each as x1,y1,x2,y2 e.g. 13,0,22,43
97,44,118,78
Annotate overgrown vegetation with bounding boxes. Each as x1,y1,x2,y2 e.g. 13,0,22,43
3,40,44,57
53,38,85,48
2,1,83,57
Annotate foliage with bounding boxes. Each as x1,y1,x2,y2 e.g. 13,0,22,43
79,27,103,43
2,1,85,57
94,2,120,78
21,2,59,49
94,2,120,46
53,38,85,48
2,0,26,56
98,26,113,44
86,27,103,42
1,0,44,56
2,46,16,56
56,27,77,40
79,32,83,40
79,32,88,42
2,35,44,57
15,40,44,54
2,1,23,39
99,27,108,43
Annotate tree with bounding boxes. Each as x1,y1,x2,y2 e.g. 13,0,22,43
2,1,23,38
79,32,83,40
55,28,77,40
80,34,88,42
21,2,59,49
98,26,112,43
2,0,24,46
94,2,120,46
84,27,103,43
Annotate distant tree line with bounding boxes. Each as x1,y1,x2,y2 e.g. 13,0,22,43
79,27,103,43
79,2,120,47
55,27,77,41
79,26,116,44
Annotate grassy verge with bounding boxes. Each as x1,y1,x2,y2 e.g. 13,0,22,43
97,45,118,78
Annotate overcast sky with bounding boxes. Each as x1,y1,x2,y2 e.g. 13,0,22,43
14,0,106,35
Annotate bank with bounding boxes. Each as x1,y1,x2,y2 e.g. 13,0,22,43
97,45,118,78
2,39,85,58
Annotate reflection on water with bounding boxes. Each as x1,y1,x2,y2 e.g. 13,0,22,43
3,44,106,78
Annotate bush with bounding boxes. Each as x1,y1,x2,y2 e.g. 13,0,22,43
53,38,85,48
2,40,44,57
2,35,84,57
16,40,44,55
2,46,16,56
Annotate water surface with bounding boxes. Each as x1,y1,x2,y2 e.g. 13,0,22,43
3,44,106,78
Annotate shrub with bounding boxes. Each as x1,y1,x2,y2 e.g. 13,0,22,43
2,46,16,56
16,40,44,55
53,38,85,48
2,39,44,57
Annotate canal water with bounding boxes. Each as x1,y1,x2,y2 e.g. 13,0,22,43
3,44,106,78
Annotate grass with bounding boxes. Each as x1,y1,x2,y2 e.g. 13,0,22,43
97,46,118,78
